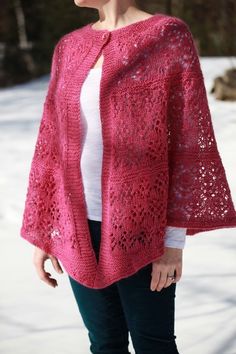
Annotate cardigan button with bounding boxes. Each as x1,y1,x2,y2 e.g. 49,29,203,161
102,32,110,41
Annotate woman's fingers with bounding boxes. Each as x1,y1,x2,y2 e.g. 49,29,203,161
174,262,182,283
155,270,169,291
33,247,59,288
49,255,64,274
150,266,161,291
34,257,58,288
163,269,176,288
151,266,175,291
150,248,183,291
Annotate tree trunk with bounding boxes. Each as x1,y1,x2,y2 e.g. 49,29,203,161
165,0,172,14
13,0,36,74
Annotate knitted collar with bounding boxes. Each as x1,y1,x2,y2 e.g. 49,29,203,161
84,12,163,39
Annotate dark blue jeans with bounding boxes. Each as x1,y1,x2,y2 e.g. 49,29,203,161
68,218,180,354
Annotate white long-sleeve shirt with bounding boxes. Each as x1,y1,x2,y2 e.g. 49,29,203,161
79,67,186,249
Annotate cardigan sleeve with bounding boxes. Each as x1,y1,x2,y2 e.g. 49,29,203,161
20,39,62,245
166,18,236,236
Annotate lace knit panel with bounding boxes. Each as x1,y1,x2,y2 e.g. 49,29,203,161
107,70,170,252
109,169,169,253
165,19,236,234
109,79,169,172
20,39,77,252
21,100,77,252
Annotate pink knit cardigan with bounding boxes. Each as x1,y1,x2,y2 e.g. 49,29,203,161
20,13,236,289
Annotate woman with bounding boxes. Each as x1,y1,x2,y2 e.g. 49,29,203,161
20,1,236,353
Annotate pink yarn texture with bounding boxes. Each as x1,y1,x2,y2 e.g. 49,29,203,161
20,13,236,289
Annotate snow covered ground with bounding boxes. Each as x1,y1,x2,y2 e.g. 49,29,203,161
0,57,236,354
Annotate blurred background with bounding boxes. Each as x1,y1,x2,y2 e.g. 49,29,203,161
0,1,236,354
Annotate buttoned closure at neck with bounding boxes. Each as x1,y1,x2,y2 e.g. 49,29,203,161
86,12,163,39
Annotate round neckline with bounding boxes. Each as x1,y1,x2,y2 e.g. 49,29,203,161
88,12,162,35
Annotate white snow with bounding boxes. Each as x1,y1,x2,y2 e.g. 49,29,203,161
0,57,236,354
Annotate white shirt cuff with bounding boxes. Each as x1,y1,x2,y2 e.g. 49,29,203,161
164,226,187,249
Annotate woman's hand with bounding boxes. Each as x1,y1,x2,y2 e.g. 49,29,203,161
33,246,63,288
150,247,183,292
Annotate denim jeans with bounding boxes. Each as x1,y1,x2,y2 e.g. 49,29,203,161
68,218,180,354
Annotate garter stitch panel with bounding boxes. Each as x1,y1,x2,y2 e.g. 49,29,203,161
20,12,236,289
